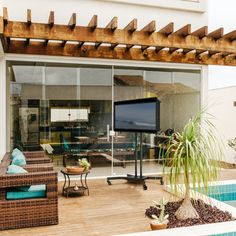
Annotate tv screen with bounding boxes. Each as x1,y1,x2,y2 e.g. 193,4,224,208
114,97,160,133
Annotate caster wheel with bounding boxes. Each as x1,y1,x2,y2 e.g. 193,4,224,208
107,180,112,185
143,184,148,190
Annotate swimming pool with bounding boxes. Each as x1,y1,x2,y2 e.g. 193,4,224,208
201,184,236,207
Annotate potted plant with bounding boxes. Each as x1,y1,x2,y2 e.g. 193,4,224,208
163,111,224,220
78,158,91,171
150,198,169,230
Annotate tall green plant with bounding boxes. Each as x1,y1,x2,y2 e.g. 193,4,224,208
163,111,224,220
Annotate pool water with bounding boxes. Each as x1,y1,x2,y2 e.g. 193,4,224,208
210,233,236,236
199,184,236,207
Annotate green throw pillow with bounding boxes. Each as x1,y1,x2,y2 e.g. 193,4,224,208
7,164,30,191
11,149,26,166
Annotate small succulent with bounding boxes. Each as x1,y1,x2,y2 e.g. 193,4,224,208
151,198,169,224
78,158,91,170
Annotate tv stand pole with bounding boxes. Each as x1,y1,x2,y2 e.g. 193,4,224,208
107,133,163,190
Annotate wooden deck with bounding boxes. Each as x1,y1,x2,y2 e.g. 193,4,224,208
1,169,236,236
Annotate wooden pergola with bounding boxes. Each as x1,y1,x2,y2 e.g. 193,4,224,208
1,8,236,66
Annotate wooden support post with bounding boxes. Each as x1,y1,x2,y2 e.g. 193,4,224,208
27,9,31,26
68,13,76,29
191,26,208,39
158,22,174,36
3,7,8,26
172,24,191,37
88,15,97,31
106,17,118,31
124,19,137,33
141,21,156,34
208,28,224,40
48,11,54,28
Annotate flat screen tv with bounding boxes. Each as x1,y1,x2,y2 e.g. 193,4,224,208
114,97,160,133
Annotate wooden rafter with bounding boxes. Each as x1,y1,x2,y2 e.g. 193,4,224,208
2,8,236,67
208,28,224,40
27,9,31,26
159,22,173,36
124,19,137,33
68,13,76,29
141,21,156,34
191,26,208,39
48,11,54,28
106,17,117,31
222,30,236,41
88,15,97,31
3,7,8,26
172,24,191,37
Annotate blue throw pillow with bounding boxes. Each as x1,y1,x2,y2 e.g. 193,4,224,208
11,150,26,166
7,165,30,191
11,148,22,160
7,164,27,174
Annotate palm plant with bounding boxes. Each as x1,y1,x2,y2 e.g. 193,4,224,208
163,111,224,220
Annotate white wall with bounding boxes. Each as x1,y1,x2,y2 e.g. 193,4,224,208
207,0,236,163
1,0,207,31
208,87,236,163
0,57,6,157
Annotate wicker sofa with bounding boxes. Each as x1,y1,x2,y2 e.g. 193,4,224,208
0,152,58,230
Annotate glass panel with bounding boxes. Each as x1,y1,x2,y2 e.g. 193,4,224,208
8,62,113,178
143,69,201,174
113,68,144,176
113,67,201,176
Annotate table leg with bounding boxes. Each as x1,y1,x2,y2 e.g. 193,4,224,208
85,172,89,196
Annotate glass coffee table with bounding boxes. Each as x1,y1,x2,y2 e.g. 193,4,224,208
61,169,90,197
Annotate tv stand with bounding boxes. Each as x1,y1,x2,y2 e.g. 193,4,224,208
107,133,163,190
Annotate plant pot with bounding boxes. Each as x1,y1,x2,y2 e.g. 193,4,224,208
150,222,167,231
66,166,85,173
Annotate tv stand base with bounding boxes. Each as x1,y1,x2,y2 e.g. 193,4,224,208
107,174,163,190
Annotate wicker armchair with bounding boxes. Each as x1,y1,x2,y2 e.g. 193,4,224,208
0,152,58,230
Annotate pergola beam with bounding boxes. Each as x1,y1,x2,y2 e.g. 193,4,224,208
4,21,236,54
8,40,236,67
2,10,236,67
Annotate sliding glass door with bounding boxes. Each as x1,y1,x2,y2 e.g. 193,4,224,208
7,61,201,178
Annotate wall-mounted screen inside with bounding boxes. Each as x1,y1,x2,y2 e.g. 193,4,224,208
51,108,89,122
114,97,160,133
